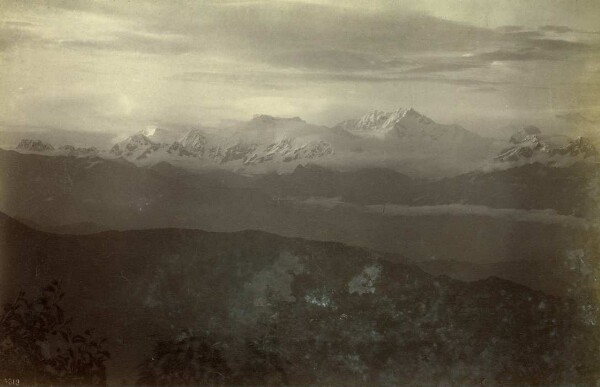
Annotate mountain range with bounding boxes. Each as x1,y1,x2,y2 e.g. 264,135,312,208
9,108,597,177
2,108,598,302
3,108,600,384
109,117,335,171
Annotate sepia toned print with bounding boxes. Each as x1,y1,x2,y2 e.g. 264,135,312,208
1,1,599,385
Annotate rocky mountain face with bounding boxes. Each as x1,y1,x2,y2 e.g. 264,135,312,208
110,132,165,159
16,138,55,152
509,125,542,143
496,126,597,165
16,139,99,157
337,108,493,160
336,108,477,143
2,213,599,385
108,116,335,170
561,136,598,157
58,145,99,157
335,108,492,160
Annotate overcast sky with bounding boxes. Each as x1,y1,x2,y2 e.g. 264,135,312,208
1,0,599,138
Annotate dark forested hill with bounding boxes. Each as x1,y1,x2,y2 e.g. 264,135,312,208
1,213,599,385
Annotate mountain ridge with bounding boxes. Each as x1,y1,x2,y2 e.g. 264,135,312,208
495,126,597,165
6,109,597,177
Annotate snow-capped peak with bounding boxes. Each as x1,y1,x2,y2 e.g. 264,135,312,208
137,126,183,144
509,126,542,144
496,127,597,164
335,107,484,151
355,110,391,130
141,125,158,137
167,129,212,157
336,107,436,135
179,129,208,148
110,132,159,158
562,136,597,158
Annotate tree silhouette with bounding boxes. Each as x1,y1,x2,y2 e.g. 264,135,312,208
0,281,110,386
136,332,230,386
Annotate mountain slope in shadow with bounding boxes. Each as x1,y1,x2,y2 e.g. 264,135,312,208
0,149,588,271
254,162,597,217
1,213,598,385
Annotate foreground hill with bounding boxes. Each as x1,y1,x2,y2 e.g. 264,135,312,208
1,213,599,385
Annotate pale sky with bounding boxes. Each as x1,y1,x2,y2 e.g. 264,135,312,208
1,0,599,138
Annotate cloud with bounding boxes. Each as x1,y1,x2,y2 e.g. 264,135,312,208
157,4,499,53
402,33,596,76
2,21,38,28
406,76,506,87
60,31,194,55
24,0,147,19
503,30,546,39
496,25,527,33
540,25,574,34
267,49,386,71
405,58,485,74
1,1,599,133
368,203,589,228
0,25,38,51
531,38,588,51
556,112,598,124
5,1,595,72
171,70,506,88
298,198,589,228
476,48,552,62
122,3,505,71
5,91,138,132
464,86,499,93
